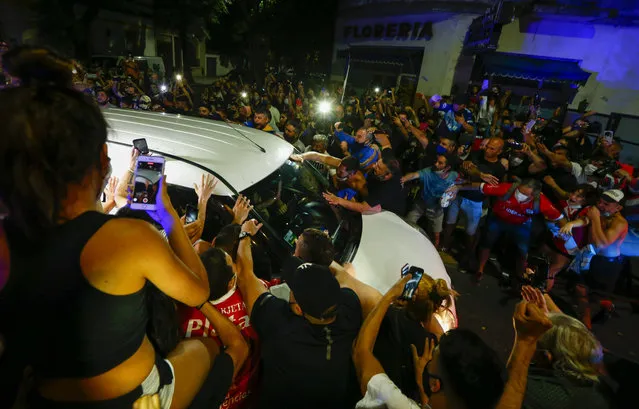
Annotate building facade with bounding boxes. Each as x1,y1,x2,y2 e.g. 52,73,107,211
333,0,639,116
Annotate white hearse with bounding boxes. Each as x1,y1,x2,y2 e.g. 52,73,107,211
104,108,457,330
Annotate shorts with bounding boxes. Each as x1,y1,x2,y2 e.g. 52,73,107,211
583,255,624,293
482,215,532,256
405,200,445,233
33,356,175,409
446,196,483,235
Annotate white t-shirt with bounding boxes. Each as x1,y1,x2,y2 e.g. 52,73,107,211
356,373,421,409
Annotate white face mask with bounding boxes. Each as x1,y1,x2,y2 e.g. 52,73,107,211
514,190,530,203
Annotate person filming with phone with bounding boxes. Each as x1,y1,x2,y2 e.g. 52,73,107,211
0,46,246,409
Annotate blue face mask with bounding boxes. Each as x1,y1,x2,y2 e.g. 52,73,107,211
436,144,448,155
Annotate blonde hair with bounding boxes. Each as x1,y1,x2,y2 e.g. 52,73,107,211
406,274,458,324
539,313,603,383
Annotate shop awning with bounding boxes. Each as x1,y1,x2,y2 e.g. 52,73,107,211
337,46,424,73
481,52,591,84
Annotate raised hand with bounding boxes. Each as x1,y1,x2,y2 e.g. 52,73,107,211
322,192,341,206
480,172,500,186
521,286,548,315
411,337,435,391
194,174,218,205
232,194,253,225
513,301,553,343
104,176,119,203
242,219,263,236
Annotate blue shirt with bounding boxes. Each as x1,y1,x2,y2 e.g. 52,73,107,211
335,130,380,168
418,168,458,207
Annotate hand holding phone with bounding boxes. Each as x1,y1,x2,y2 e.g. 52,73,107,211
130,155,165,211
133,138,149,155
400,264,425,300
603,130,614,144
184,204,198,224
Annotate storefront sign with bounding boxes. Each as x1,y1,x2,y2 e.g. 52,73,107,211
343,22,432,40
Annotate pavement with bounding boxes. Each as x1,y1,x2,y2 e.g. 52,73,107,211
442,251,639,364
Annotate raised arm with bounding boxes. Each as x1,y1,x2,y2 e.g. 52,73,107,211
587,207,628,248
199,303,249,378
330,262,382,319
401,172,420,185
353,275,410,394
235,219,267,315
290,151,341,168
497,302,552,409
114,148,140,208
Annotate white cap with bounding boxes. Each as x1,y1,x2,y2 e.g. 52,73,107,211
602,189,624,203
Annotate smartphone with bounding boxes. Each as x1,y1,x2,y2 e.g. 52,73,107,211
603,130,614,144
133,138,149,155
185,204,198,224
130,155,165,211
525,120,536,133
400,264,425,300
284,230,297,247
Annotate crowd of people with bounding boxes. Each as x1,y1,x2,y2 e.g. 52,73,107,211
0,45,634,409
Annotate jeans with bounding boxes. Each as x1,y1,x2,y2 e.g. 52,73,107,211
445,196,483,235
483,215,532,256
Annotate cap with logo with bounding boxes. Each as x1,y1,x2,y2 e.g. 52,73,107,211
283,257,341,320
602,189,624,203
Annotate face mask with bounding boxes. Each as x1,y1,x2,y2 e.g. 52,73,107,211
436,145,448,155
514,190,530,203
510,157,524,167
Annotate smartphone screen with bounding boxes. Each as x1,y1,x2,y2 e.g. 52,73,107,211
603,131,614,144
185,204,198,224
400,267,424,300
284,230,297,247
133,138,149,155
130,156,165,210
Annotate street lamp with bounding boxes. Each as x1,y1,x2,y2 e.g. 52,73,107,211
374,87,380,93
160,84,168,93
241,91,248,99
175,74,183,81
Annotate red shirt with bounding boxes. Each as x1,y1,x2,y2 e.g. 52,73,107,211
179,282,267,409
552,201,590,253
481,183,563,225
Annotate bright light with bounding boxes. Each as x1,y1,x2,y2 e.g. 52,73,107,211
318,100,332,114
160,84,168,92
72,69,78,74
374,87,380,93
241,91,248,99
175,74,183,81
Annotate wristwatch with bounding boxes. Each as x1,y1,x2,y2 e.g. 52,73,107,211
238,231,252,240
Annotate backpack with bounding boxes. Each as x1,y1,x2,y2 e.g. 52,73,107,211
501,179,540,214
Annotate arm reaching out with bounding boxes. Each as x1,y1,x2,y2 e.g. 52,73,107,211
235,220,267,315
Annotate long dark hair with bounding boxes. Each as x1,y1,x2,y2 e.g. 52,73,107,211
0,46,108,238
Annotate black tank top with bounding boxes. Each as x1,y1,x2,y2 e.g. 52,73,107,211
0,211,148,378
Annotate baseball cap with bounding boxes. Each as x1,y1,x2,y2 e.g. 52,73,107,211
430,94,442,104
283,257,341,320
602,189,624,203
